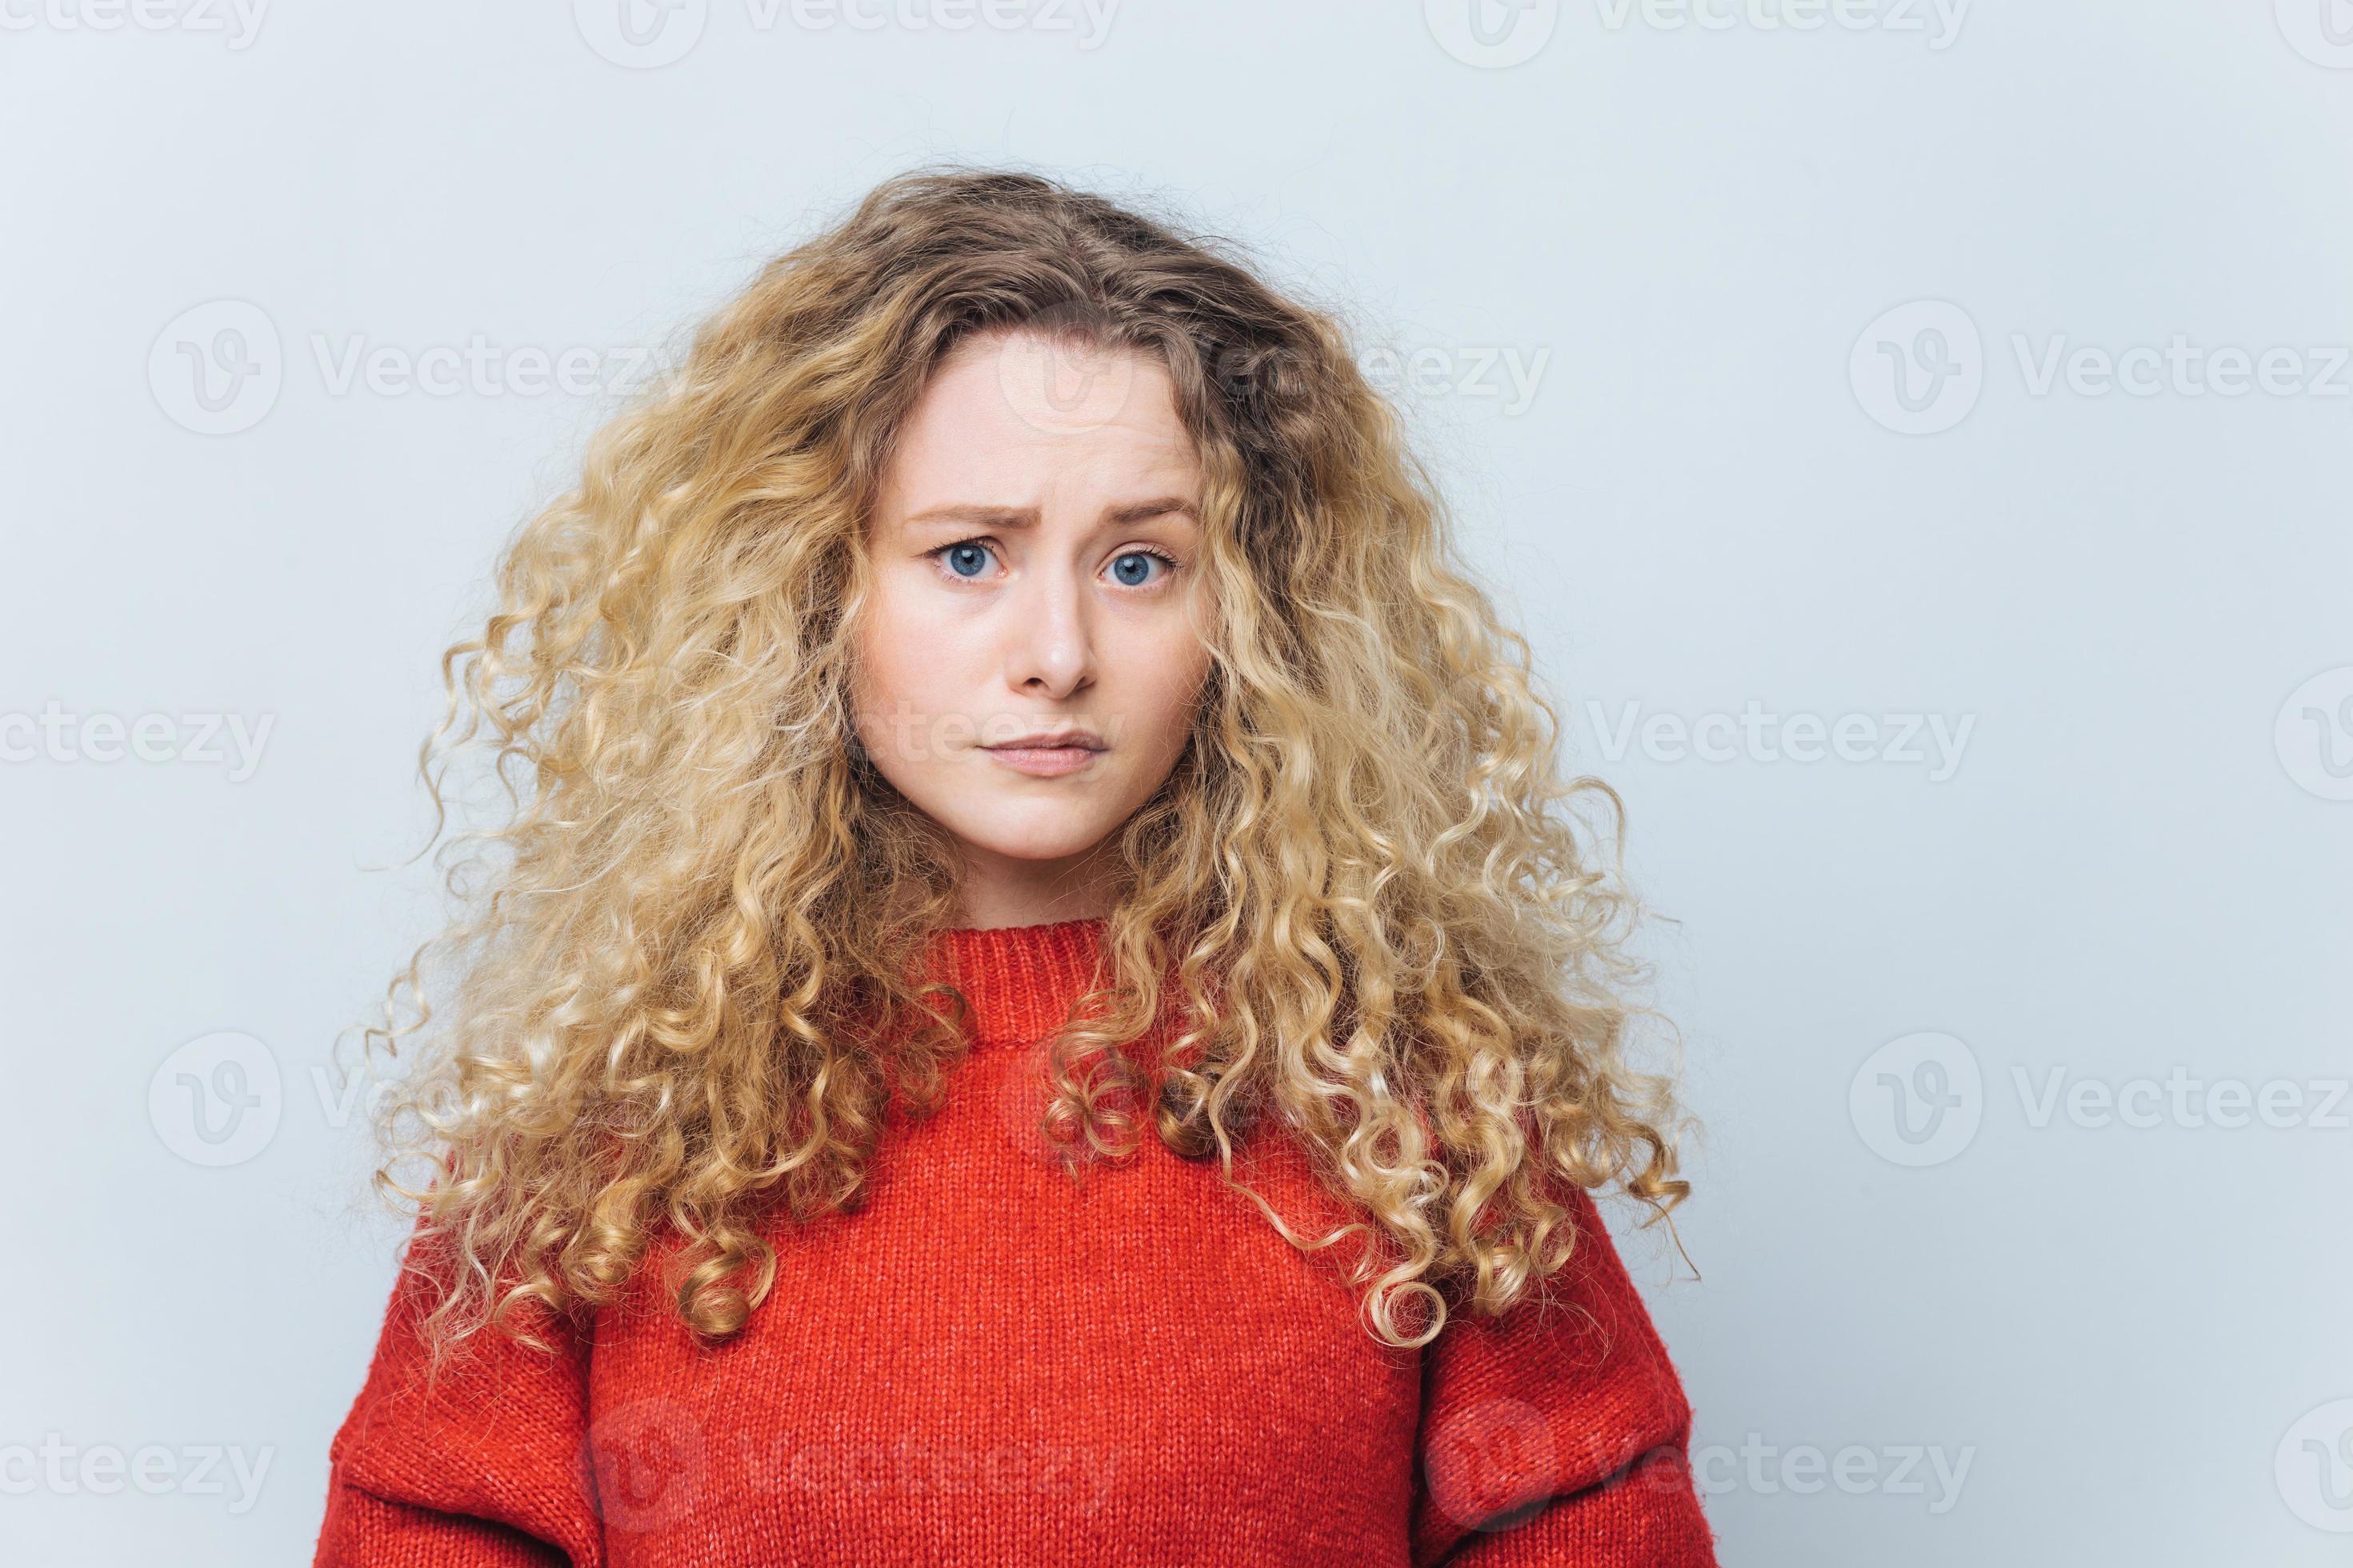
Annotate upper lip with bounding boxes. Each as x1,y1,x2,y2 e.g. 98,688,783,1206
986,728,1106,750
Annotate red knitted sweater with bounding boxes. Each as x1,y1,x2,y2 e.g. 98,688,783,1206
314,916,1717,1566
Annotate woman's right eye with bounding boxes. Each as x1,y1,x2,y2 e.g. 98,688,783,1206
927,540,998,581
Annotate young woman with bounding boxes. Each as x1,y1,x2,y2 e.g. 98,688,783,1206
314,167,1716,1566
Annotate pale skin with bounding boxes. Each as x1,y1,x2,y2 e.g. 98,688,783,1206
851,326,1215,931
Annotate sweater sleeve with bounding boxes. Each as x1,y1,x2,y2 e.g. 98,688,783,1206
314,1219,605,1567
1408,1186,1717,1567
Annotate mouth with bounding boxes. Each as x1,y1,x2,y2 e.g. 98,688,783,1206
982,730,1106,777
986,730,1105,752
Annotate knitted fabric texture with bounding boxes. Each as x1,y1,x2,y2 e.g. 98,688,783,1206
314,915,1718,1566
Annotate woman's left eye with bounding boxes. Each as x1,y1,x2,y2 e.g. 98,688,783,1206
1106,548,1177,588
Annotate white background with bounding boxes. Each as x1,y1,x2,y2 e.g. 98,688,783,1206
2,2,2349,1563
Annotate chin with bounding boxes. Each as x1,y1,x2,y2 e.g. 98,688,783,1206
939,799,1119,860
969,828,1117,862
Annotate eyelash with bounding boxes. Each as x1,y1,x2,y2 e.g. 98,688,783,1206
923,537,1182,588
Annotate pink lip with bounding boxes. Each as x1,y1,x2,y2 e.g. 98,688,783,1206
983,744,1103,778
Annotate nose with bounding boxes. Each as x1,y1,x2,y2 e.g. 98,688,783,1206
1002,554,1094,698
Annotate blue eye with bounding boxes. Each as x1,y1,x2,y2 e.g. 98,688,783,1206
1110,548,1178,587
942,542,992,578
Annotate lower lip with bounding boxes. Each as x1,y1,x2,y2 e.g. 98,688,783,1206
983,745,1103,778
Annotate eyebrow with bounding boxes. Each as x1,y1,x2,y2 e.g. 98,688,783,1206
898,497,1199,531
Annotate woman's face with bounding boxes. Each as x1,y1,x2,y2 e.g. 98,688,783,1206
852,326,1213,924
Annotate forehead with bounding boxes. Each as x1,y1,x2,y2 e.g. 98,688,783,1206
879,330,1201,514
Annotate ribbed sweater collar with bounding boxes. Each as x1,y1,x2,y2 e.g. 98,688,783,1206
920,914,1113,1047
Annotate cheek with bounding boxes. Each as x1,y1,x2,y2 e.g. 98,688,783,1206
850,591,935,740
1129,630,1211,742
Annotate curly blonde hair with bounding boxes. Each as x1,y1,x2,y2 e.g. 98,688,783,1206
355,163,1691,1381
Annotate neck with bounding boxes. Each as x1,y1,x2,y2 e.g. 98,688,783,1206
945,846,1123,933
921,914,1114,1046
